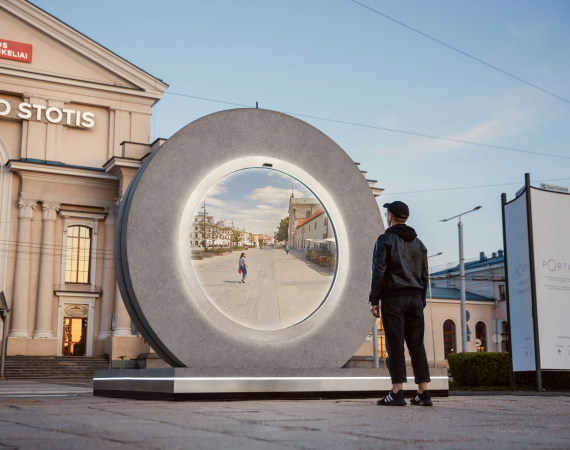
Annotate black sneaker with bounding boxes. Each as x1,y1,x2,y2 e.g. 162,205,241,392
410,390,433,406
376,390,406,406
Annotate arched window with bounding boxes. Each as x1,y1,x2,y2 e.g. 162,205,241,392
443,319,456,359
475,321,487,352
501,321,509,352
65,226,92,284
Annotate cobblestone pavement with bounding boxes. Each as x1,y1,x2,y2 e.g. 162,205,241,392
0,381,569,450
192,249,333,329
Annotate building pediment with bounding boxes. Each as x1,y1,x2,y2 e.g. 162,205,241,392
0,0,167,101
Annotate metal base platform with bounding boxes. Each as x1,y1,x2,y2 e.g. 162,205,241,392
93,368,449,401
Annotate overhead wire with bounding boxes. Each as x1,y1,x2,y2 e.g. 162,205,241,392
348,0,570,105
163,92,570,161
381,177,570,196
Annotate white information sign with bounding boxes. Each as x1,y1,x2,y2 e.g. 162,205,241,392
530,188,570,370
504,191,536,371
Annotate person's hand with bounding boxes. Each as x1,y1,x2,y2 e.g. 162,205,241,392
370,304,380,318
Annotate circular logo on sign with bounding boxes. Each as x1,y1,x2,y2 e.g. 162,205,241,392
64,305,88,317
473,338,482,347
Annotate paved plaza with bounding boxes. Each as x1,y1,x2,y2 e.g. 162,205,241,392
0,381,569,449
192,249,333,329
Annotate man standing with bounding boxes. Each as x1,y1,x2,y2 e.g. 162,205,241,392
369,201,432,407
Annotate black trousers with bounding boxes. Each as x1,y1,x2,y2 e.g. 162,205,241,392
380,295,431,385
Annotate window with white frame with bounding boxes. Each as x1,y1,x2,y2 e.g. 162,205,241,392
65,226,92,284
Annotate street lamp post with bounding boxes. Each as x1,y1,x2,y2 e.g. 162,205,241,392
427,252,443,367
202,200,208,249
440,206,482,353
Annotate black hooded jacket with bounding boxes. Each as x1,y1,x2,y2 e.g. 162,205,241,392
369,224,428,306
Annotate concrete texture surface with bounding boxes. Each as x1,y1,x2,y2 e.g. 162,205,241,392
193,249,333,330
0,381,569,450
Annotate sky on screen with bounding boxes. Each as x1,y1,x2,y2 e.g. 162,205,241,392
194,169,313,236
32,0,570,266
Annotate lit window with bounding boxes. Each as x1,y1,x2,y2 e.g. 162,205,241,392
475,321,487,352
65,226,91,284
443,319,456,359
372,318,387,359
377,335,387,359
377,317,384,332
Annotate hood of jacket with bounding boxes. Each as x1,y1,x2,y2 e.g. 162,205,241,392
386,224,417,242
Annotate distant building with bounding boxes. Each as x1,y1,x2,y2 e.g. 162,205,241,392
353,251,509,367
294,208,336,254
190,215,256,247
429,250,507,353
257,234,274,246
287,196,321,249
430,251,505,300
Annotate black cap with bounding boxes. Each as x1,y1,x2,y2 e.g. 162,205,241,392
383,201,409,219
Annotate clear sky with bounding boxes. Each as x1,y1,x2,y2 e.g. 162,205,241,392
31,0,570,267
195,169,314,236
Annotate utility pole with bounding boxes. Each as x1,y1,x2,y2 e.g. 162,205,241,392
458,217,467,352
202,200,208,249
428,252,443,367
372,320,379,369
440,206,482,353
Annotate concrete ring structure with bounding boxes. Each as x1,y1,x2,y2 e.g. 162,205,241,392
115,109,383,369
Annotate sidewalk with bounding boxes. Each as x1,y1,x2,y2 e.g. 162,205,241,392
0,384,568,449
0,380,92,399
192,249,333,329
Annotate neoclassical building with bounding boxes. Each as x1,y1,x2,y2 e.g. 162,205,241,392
0,0,167,361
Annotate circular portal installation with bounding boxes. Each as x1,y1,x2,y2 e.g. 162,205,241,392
116,109,383,368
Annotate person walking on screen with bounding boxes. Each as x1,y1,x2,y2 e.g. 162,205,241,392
239,252,248,283
285,245,289,255
370,201,432,407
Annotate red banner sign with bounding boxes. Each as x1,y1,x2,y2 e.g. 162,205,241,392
0,39,33,63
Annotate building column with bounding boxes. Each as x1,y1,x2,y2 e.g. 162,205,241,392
112,197,131,336
9,199,37,338
33,202,60,338
97,207,117,340
112,283,132,336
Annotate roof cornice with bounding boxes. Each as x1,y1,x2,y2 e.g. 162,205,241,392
0,0,168,98
8,159,118,181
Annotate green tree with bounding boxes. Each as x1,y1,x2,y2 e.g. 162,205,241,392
198,214,213,247
231,229,242,247
211,219,225,246
275,216,289,243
